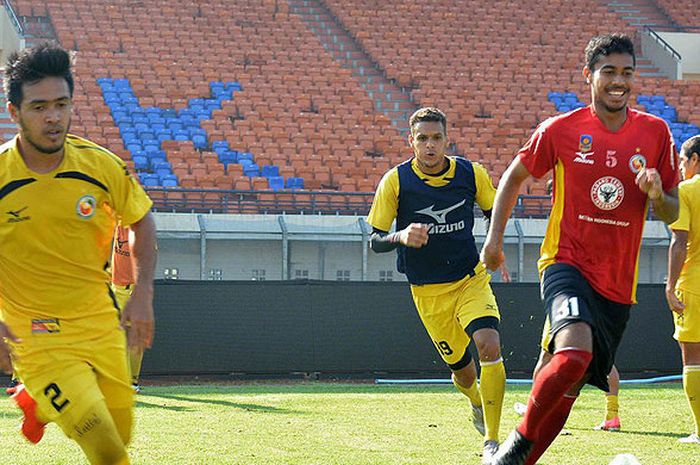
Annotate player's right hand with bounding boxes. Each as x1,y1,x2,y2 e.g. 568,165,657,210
665,286,685,315
0,322,19,374
480,237,505,271
399,223,429,248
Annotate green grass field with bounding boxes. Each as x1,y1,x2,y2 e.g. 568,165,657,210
0,382,695,465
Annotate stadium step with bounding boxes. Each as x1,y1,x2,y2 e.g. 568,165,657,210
605,0,678,28
288,0,416,134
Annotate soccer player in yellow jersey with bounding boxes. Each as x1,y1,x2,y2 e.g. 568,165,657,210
367,107,508,464
0,44,157,464
666,135,700,445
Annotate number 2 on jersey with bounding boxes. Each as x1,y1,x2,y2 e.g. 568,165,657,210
44,382,70,412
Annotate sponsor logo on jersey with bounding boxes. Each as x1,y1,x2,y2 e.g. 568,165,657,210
629,154,647,174
579,134,593,152
415,200,466,235
574,150,595,165
31,319,61,334
76,195,96,219
591,176,624,210
6,206,30,223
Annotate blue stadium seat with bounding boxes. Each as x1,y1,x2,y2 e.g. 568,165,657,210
261,165,280,178
268,176,285,191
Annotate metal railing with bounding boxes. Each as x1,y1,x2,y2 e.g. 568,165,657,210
644,26,682,61
145,187,552,218
2,0,23,35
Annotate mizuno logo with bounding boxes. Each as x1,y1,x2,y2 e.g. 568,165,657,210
415,200,466,224
574,151,595,165
6,206,30,223
7,206,27,218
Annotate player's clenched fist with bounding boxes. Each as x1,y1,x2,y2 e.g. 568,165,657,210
399,223,429,248
480,237,505,272
635,167,663,200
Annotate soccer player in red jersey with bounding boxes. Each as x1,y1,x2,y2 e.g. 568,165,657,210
482,33,679,464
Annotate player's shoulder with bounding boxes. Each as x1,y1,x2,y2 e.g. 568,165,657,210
66,134,124,165
538,107,590,133
0,137,16,158
628,108,670,130
679,175,700,192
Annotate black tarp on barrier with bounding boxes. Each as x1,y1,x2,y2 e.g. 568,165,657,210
146,280,680,377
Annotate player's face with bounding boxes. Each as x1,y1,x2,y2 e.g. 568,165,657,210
679,151,699,180
584,53,635,114
409,121,448,174
8,76,72,156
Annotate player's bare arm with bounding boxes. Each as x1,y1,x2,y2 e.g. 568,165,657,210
635,168,679,224
666,229,688,315
0,322,19,374
481,158,531,271
122,211,158,350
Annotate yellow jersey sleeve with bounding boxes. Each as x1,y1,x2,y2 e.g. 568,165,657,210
670,181,690,232
106,157,153,226
473,162,496,211
366,167,399,232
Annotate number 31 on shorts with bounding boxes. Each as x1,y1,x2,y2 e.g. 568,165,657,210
554,296,580,321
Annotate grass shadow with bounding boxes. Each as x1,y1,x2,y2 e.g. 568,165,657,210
135,399,193,412
566,426,685,439
140,392,302,414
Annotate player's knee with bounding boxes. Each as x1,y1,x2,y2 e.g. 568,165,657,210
553,349,592,384
472,329,501,361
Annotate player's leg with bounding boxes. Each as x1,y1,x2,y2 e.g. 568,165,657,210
493,264,595,465
674,289,700,444
411,285,484,437
59,399,130,465
595,365,621,431
129,347,144,392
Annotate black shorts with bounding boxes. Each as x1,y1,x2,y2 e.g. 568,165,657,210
541,263,631,392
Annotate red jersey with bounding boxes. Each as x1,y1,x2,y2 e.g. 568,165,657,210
520,107,678,304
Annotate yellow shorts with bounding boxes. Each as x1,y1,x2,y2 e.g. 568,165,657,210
674,288,700,343
111,283,133,311
12,327,133,438
411,263,500,368
541,317,552,352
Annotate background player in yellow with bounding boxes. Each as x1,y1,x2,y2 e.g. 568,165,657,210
0,44,157,465
111,225,144,393
666,134,700,444
367,107,508,464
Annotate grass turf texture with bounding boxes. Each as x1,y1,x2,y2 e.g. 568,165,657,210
0,383,694,464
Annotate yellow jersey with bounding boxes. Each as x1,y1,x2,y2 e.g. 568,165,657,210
0,135,152,340
671,174,700,292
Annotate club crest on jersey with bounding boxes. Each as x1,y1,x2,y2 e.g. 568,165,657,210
76,195,97,219
628,154,647,174
591,176,624,211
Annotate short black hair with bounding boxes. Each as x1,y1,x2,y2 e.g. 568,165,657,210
584,33,636,71
4,42,74,106
409,107,447,135
681,135,700,160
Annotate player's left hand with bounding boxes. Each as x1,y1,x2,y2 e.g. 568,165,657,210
121,288,155,351
665,286,685,315
0,322,19,374
635,168,663,201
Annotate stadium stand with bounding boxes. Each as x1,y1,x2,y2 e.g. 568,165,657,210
4,0,700,215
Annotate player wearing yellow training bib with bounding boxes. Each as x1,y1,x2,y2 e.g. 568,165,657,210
0,44,157,465
666,135,700,444
367,107,507,463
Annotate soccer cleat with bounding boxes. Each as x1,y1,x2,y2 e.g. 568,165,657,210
11,384,47,444
490,430,534,465
513,401,527,417
594,416,621,432
482,439,499,464
132,383,142,394
6,378,19,396
678,433,700,444
472,404,485,436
